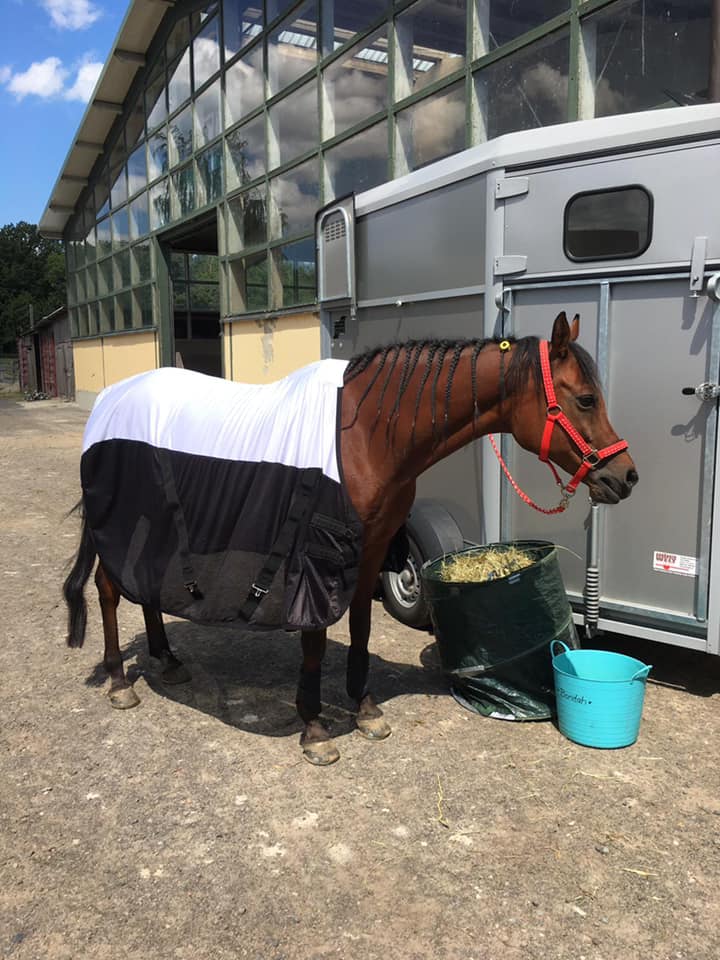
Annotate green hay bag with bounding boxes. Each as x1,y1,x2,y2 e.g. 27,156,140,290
421,541,578,721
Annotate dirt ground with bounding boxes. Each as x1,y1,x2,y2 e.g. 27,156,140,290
2,396,720,960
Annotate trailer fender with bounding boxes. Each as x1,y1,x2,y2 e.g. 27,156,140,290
381,500,464,629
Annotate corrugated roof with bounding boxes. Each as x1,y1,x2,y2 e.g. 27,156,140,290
38,0,170,239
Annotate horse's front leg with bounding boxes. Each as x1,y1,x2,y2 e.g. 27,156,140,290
95,563,140,710
348,586,392,742
142,606,191,685
296,629,339,766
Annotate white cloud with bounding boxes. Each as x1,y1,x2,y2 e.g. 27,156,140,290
1,56,102,103
6,57,68,99
64,60,102,101
41,0,102,30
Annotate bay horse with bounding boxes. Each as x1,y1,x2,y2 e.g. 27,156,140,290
63,311,637,765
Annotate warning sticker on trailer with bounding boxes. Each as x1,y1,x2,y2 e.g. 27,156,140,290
652,551,697,577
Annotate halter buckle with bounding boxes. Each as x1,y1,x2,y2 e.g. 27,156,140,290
583,449,601,468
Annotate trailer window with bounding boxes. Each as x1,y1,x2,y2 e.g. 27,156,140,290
564,186,652,261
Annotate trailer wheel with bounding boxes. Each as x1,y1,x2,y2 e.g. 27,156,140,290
381,500,464,630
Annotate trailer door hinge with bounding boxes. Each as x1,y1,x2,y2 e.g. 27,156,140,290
689,236,707,297
495,177,529,200
494,255,527,277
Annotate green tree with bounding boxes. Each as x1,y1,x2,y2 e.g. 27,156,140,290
0,222,65,350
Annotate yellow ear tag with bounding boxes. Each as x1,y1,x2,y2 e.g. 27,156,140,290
499,340,511,352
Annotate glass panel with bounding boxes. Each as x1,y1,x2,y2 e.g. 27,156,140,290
395,0,466,98
324,27,388,138
223,0,263,59
96,176,110,220
267,0,294,19
332,0,389,50
190,253,219,281
98,259,114,296
146,62,167,131
117,290,133,330
128,143,147,195
475,28,570,140
586,0,711,117
168,49,192,114
197,143,224,205
396,79,465,172
269,81,318,168
565,187,652,260
110,164,128,209
225,44,265,126
195,79,222,146
85,225,97,263
167,16,190,61
88,301,100,336
126,92,145,147
172,251,188,282
194,15,221,89
116,249,132,288
75,307,85,338
267,1,318,97
134,284,154,328
96,218,112,258
150,179,170,229
226,115,265,187
276,238,315,307
190,283,221,312
169,106,194,167
479,0,568,52
111,208,130,250
229,251,268,311
129,193,150,240
172,165,196,217
228,186,267,251
132,240,152,283
270,157,319,240
148,131,169,179
325,120,388,200
86,264,96,300
100,297,115,333
192,2,219,32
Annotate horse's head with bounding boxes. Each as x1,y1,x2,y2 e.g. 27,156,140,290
509,312,638,505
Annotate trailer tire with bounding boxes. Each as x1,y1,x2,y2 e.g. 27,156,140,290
381,501,464,630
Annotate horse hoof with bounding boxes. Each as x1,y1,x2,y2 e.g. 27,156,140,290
108,686,140,710
161,662,192,685
302,740,340,766
356,715,392,741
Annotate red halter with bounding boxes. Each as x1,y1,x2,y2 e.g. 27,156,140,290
489,340,628,514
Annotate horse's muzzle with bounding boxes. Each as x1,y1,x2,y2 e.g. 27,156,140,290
588,464,639,504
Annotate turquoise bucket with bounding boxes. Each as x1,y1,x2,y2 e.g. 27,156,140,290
551,641,652,748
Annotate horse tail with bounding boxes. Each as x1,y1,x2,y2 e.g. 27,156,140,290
63,501,96,649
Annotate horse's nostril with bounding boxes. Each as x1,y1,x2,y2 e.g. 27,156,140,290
627,468,639,487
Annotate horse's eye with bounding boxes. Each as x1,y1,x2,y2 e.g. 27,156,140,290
577,395,596,410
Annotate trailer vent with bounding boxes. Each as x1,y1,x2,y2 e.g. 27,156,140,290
324,214,346,243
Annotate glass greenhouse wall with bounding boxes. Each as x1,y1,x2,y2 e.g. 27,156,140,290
63,0,713,351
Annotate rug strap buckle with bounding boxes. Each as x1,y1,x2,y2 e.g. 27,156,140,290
250,582,269,599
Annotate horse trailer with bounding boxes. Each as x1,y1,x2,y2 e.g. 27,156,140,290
317,101,720,656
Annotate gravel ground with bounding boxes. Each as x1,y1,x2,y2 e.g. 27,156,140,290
2,396,720,960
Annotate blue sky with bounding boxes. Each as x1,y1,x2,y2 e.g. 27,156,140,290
0,0,128,226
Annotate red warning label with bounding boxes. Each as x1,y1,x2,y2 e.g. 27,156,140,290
652,551,697,577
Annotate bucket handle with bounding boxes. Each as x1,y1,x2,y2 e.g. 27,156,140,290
550,639,571,659
631,665,652,681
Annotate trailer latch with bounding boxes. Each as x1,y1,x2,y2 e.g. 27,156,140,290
682,382,720,401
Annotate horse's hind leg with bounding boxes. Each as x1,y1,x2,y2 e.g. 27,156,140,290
142,606,191,685
348,592,391,742
296,629,339,766
95,563,140,710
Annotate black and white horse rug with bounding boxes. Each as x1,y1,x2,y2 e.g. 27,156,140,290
81,361,365,630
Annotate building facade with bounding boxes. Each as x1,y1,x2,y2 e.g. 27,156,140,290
40,0,713,407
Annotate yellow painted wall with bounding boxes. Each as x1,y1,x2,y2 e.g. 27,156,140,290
225,312,321,383
73,331,159,407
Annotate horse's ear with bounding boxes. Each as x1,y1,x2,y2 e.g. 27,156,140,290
549,311,570,360
570,314,580,341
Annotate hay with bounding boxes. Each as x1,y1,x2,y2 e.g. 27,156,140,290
438,545,535,583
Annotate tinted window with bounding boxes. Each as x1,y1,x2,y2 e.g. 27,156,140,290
564,186,652,261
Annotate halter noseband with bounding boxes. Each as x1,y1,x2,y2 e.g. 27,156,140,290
537,339,628,497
